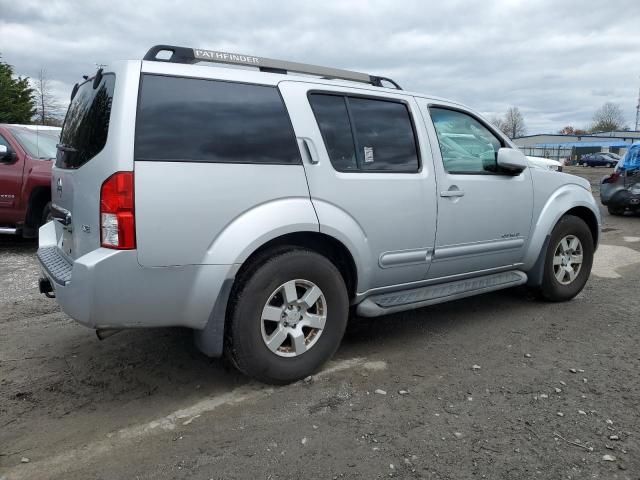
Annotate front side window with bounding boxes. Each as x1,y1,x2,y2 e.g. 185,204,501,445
430,107,502,174
309,93,419,173
135,75,301,165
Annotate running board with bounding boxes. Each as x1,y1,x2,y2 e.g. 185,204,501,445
0,227,18,235
357,270,528,317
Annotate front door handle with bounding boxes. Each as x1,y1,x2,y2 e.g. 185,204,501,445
440,188,465,198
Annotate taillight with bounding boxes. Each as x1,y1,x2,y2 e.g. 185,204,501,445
602,172,620,184
100,172,135,249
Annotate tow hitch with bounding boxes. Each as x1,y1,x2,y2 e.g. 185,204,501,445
39,277,55,298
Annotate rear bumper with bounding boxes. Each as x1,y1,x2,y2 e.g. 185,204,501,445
37,222,233,330
603,189,640,209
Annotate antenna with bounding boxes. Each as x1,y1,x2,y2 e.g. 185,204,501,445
635,77,640,131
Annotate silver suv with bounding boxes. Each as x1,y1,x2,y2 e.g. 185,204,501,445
38,45,601,384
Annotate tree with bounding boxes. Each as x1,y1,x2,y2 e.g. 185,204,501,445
32,68,63,126
559,126,588,135
502,106,526,139
488,115,506,133
590,102,627,132
0,54,36,123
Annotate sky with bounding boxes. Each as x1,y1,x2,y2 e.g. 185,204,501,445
1,0,639,134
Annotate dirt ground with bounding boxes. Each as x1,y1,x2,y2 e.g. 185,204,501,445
1,166,639,480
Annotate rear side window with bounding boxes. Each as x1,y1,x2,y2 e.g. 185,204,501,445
57,73,115,169
306,95,357,171
309,93,419,173
135,75,301,165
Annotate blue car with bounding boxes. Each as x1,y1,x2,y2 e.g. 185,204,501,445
579,153,618,168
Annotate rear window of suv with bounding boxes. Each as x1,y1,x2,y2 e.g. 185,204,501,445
57,73,115,169
134,75,301,165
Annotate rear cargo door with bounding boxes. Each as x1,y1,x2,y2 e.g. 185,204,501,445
52,72,118,260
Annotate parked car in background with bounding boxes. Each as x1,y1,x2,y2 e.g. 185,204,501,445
601,144,640,215
579,153,618,168
602,152,621,162
526,156,563,172
0,124,60,237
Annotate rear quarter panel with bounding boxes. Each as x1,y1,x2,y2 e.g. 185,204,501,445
135,162,318,266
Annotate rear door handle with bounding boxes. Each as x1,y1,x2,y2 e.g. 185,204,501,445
440,189,465,198
300,138,318,165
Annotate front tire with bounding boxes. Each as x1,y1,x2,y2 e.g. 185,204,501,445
226,248,349,384
539,215,594,302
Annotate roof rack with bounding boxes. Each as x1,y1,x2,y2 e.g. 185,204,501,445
143,45,402,90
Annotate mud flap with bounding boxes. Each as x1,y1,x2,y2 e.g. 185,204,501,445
193,278,234,358
526,234,551,287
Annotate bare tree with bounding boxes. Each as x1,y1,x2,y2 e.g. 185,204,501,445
33,68,63,126
488,115,506,133
558,125,588,135
502,106,526,139
590,102,627,132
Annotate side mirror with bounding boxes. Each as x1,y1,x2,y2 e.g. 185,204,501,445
0,145,12,164
497,148,527,174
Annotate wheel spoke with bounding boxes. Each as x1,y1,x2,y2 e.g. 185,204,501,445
282,280,299,304
571,254,583,265
291,329,307,354
566,266,577,282
302,313,326,330
300,285,322,309
266,326,288,352
553,255,563,265
262,305,283,323
569,237,580,252
560,238,570,253
555,267,566,283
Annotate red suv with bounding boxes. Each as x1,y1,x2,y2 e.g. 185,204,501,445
0,124,59,237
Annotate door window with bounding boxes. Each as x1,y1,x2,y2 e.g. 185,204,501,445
430,107,502,174
309,93,419,172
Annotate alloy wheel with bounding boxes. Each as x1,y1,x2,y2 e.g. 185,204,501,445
552,235,584,285
260,279,327,357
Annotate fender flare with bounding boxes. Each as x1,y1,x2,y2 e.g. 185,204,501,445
523,184,601,277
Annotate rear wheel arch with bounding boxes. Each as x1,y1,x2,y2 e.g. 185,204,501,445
232,231,358,301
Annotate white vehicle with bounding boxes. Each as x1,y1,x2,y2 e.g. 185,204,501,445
527,156,563,172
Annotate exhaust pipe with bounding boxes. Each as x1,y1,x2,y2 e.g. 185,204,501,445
96,329,122,340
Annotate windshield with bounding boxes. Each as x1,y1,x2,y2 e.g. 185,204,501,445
57,73,115,169
8,127,60,159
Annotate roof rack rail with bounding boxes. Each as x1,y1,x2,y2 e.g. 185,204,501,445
143,45,402,90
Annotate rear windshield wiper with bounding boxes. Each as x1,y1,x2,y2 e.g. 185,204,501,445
56,143,78,153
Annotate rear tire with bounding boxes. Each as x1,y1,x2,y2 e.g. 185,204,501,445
226,248,349,384
538,215,594,302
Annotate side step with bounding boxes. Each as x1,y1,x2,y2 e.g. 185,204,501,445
357,270,528,317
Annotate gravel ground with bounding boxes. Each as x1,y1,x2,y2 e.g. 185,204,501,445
1,166,639,480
